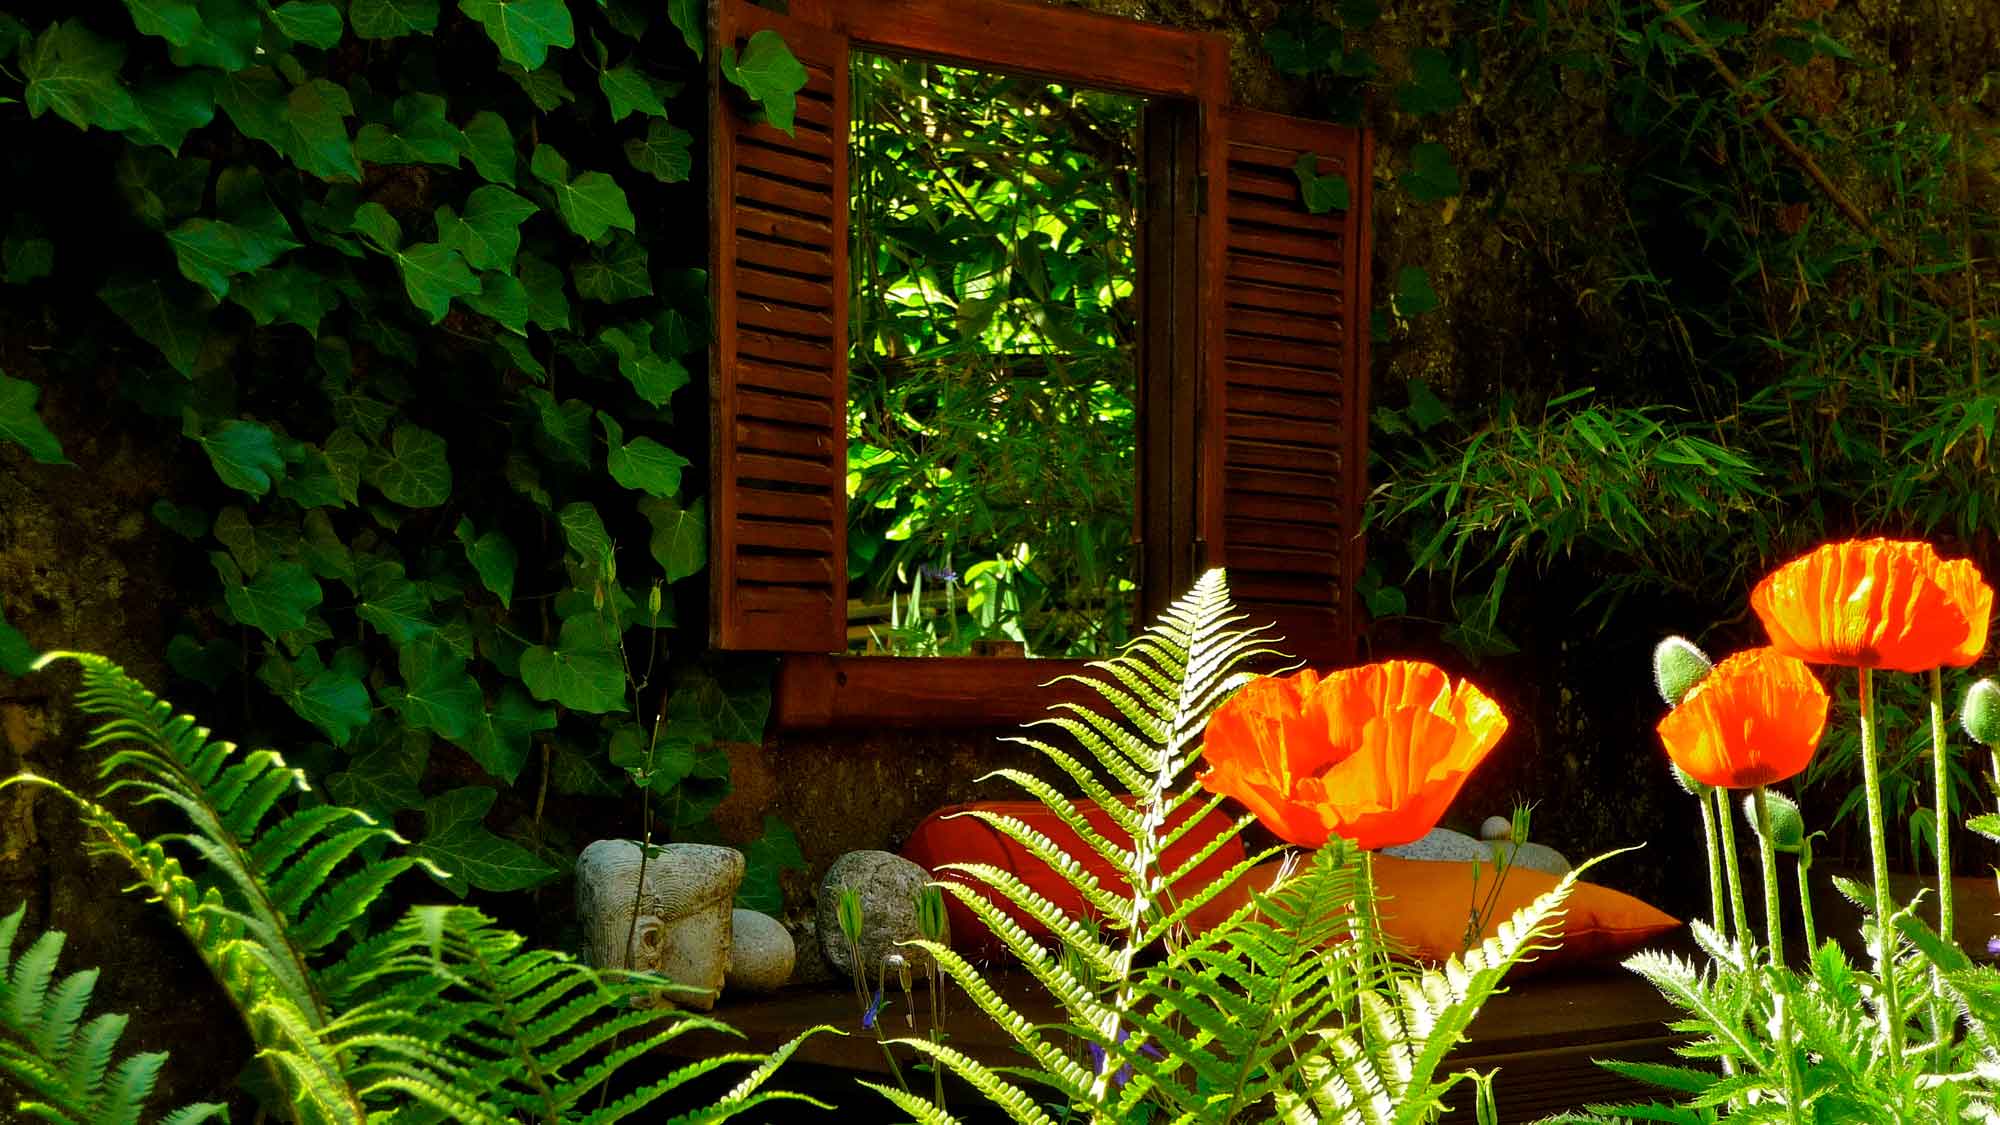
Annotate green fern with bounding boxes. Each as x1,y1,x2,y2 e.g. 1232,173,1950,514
0,903,227,1125
4,652,825,1122
882,570,1579,1124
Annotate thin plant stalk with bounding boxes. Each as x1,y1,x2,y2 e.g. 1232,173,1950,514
1697,788,1727,930
1858,667,1906,1058
1753,787,1805,1125
1929,668,1955,943
1714,788,1751,945
1795,853,1817,954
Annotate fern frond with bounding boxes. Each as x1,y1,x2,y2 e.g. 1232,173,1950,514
0,904,226,1124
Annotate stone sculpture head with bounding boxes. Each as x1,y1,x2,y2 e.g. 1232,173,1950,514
574,839,745,1011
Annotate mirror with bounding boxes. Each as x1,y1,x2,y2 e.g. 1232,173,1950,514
845,51,1144,659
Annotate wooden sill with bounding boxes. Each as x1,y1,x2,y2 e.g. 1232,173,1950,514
774,654,1103,730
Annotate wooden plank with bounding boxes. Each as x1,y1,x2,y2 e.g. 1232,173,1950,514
734,518,836,552
737,359,837,399
738,298,836,342
737,387,836,428
1229,140,1348,174
1223,333,1342,371
735,488,836,523
1224,360,1341,394
775,655,1102,729
1227,194,1343,234
1226,438,1340,474
734,167,835,218
1226,307,1342,345
1224,465,1339,500
1225,412,1342,448
1223,384,1341,420
1227,224,1339,264
1224,493,1339,528
1226,252,1342,294
737,328,835,370
736,138,835,186
1226,278,1340,317
1223,521,1342,557
734,451,837,488
736,265,836,311
733,553,836,586
736,219,835,265
836,0,1225,98
734,417,837,461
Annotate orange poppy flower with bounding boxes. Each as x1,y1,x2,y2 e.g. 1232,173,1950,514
1657,647,1828,789
1198,660,1508,850
1751,538,1993,672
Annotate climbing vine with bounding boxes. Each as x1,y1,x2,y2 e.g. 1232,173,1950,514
0,0,808,911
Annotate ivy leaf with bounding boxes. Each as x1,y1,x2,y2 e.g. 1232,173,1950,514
601,414,688,499
396,242,481,322
22,21,138,132
466,272,531,334
1396,46,1464,116
125,70,219,154
259,646,371,746
459,0,574,69
502,62,574,111
458,111,517,185
623,118,693,184
1393,265,1440,317
270,1,344,47
349,0,439,38
735,816,806,914
519,252,571,330
0,606,34,678
214,554,323,639
1263,11,1342,76
366,423,452,507
524,388,592,467
199,419,285,496
354,92,464,166
456,517,517,607
229,262,340,336
123,0,206,47
640,496,705,582
212,506,269,574
151,499,211,539
450,687,553,785
169,0,261,70
441,186,536,271
356,564,437,645
520,617,626,713
557,501,611,567
598,322,686,406
388,634,483,739
3,230,55,286
0,373,70,465
573,236,653,304
299,509,354,580
418,788,559,896
530,145,636,243
99,277,209,376
283,78,362,182
667,0,702,59
167,215,300,299
323,426,367,503
166,633,238,689
721,29,806,136
350,201,403,253
1401,141,1461,202
329,733,428,818
599,60,671,122
1293,153,1349,215
668,663,769,743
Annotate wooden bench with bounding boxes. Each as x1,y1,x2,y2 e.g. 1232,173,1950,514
670,956,1686,1122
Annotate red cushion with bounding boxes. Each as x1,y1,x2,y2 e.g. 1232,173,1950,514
901,797,1247,960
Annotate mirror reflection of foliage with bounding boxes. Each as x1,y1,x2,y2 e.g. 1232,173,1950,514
846,52,1142,659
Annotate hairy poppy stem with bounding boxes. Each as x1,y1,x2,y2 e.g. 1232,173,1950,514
1859,668,1906,1058
1697,786,1726,931
1753,787,1783,965
1795,854,1817,955
1714,788,1750,946
1929,668,1955,944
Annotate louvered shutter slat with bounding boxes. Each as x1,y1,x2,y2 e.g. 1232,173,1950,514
711,0,850,652
1204,107,1373,667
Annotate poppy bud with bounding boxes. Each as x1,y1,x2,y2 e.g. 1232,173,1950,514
1654,636,1714,707
1741,789,1806,853
1669,762,1709,797
1963,679,2000,747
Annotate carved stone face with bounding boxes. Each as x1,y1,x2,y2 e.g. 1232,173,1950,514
574,839,745,1011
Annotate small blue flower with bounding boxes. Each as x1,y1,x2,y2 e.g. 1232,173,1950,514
861,987,885,1030
1085,1028,1162,1087
1986,936,2000,960
921,564,958,584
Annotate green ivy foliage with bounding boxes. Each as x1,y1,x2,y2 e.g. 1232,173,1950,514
0,0,806,902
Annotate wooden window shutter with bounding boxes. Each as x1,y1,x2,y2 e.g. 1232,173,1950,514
709,0,850,652
1200,107,1374,667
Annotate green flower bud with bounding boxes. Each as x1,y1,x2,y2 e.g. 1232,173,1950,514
648,581,662,621
1963,679,2000,747
1741,789,1806,853
1654,636,1714,707
913,883,949,945
837,887,865,946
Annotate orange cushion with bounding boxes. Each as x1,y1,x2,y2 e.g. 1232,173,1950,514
1229,855,1681,974
901,798,1247,960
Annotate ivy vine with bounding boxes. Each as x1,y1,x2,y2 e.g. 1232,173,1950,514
0,0,808,913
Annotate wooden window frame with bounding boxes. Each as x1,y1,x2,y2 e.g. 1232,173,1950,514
709,0,1373,730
